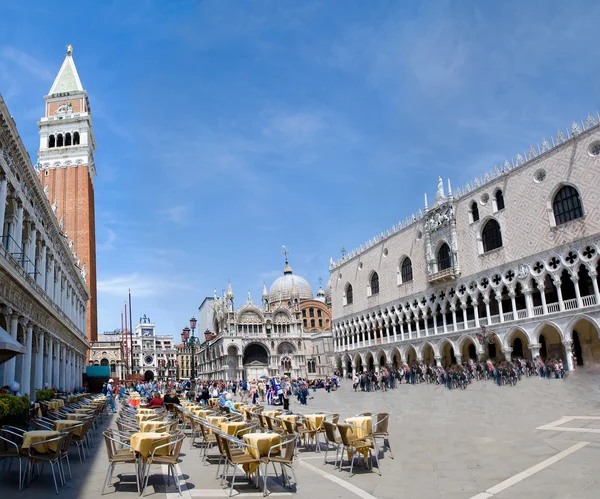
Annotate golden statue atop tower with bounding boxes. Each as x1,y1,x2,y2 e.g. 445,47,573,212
66,44,73,56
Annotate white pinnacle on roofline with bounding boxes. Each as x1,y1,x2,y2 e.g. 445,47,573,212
48,45,84,95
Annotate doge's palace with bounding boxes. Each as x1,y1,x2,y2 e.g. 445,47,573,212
331,115,600,377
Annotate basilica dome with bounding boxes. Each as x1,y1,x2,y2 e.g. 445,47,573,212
269,261,313,303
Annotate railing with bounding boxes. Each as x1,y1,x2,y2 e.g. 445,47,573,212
479,317,488,326
467,320,476,329
427,267,457,283
502,312,514,322
547,302,560,313
582,294,597,307
517,309,528,319
533,305,544,316
490,315,501,324
563,298,578,310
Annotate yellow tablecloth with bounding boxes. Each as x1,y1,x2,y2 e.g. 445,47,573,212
345,416,372,439
22,431,61,453
137,413,161,423
241,406,256,420
53,420,85,437
130,432,170,460
219,421,247,436
303,414,325,432
205,415,226,433
137,408,157,414
65,413,88,421
279,414,299,423
263,410,281,418
234,402,244,409
192,409,212,418
45,400,63,411
139,421,169,433
74,408,94,414
208,398,219,407
242,432,280,474
344,417,373,461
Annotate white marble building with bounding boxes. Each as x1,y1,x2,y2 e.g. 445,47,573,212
331,115,600,376
0,95,89,396
194,259,334,381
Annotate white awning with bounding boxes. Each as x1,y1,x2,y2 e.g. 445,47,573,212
0,325,26,364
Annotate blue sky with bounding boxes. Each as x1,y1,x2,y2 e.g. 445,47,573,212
1,1,599,340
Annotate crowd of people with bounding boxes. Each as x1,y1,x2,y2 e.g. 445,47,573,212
104,374,342,412
350,356,567,392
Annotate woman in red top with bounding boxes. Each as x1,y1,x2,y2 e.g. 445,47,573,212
146,392,164,407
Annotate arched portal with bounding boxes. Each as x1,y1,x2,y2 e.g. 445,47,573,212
538,325,565,361
405,345,418,365
378,351,387,368
440,341,456,366
365,352,375,372
243,343,270,380
422,343,435,365
100,358,109,367
391,349,401,369
227,345,239,380
570,318,600,365
144,370,154,382
354,354,363,374
508,329,531,360
460,337,478,361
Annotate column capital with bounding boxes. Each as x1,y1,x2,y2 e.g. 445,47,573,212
528,342,541,349
1,305,13,316
562,341,573,349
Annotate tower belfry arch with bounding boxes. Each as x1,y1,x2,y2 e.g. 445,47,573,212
36,45,98,344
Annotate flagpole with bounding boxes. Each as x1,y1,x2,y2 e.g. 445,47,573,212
129,289,134,376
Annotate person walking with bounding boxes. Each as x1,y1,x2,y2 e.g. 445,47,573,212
106,378,117,413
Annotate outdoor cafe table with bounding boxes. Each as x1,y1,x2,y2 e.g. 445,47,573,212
263,410,281,418
233,402,244,409
192,408,211,418
130,432,170,462
65,413,88,421
139,420,169,433
22,430,61,453
45,399,64,411
242,432,280,475
218,421,247,436
205,416,226,432
74,408,94,414
53,420,85,437
279,414,299,423
137,413,161,423
137,408,157,415
241,406,255,420
345,416,372,439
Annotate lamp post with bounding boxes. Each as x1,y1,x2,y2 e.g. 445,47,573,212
188,317,198,388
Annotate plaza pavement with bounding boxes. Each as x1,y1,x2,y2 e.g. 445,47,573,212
3,368,600,499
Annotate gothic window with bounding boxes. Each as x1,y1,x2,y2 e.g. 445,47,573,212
73,132,80,145
482,219,503,252
553,185,583,225
317,309,322,318
100,358,109,366
48,135,56,148
345,283,353,305
495,190,505,211
65,133,72,146
309,308,314,317
471,201,479,222
401,257,413,283
56,134,64,147
310,319,315,328
437,243,451,271
369,272,380,295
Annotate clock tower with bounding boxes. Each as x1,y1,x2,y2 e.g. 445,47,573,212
37,46,98,343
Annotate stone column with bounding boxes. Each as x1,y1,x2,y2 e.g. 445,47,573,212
38,243,47,288
414,313,420,338
529,343,541,361
442,311,448,333
392,323,397,342
3,311,18,386
461,303,468,329
432,312,438,335
590,271,600,305
28,227,37,276
351,363,356,377
454,353,462,366
502,348,513,362
12,202,23,258
59,344,66,391
0,177,7,239
54,268,61,305
21,322,33,397
539,282,548,314
53,341,60,389
35,329,45,390
497,295,504,323
451,305,458,332
46,337,53,388
422,310,429,336
399,319,405,341
473,300,480,327
554,277,564,311
571,275,582,308
484,296,491,324
524,289,534,317
434,356,442,367
563,342,574,371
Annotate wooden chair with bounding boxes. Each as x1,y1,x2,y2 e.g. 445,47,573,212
336,423,380,477
220,436,262,498
101,430,139,495
322,421,343,468
261,435,297,496
0,427,26,491
371,413,393,459
140,433,186,496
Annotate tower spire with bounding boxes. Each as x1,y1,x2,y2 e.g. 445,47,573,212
48,46,83,95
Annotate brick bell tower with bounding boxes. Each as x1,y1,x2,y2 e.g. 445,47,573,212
37,45,98,343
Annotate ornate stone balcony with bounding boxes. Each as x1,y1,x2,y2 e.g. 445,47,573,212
427,267,457,284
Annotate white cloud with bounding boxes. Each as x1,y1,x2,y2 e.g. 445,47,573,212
97,228,117,252
97,272,195,298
